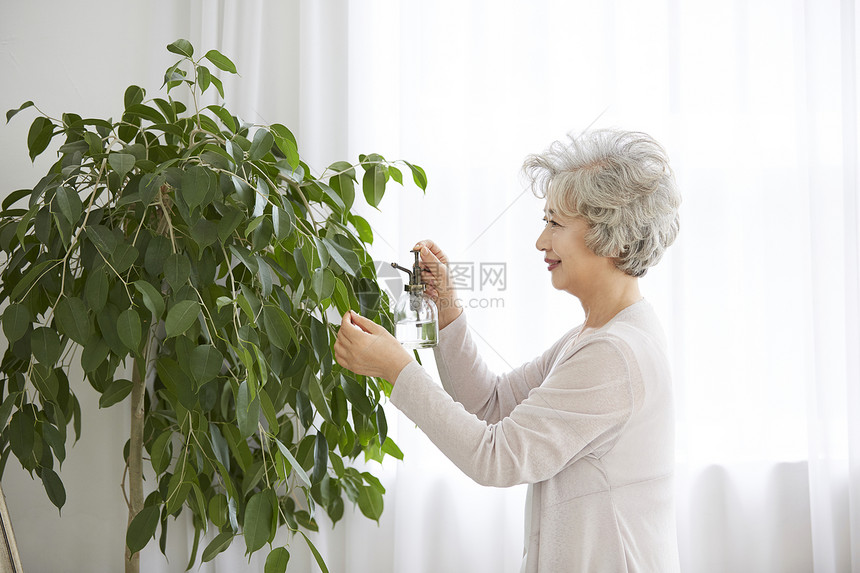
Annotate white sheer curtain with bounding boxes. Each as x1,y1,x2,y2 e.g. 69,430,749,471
1,0,859,571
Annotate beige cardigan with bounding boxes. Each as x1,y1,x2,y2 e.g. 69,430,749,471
390,299,680,572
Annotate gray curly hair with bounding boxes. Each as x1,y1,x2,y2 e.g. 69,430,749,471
523,129,681,277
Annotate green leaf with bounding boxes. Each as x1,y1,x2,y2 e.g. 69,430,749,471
376,405,388,444
144,236,171,277
117,308,142,351
31,327,62,365
330,173,355,212
208,494,228,528
85,224,117,256
273,439,311,488
388,165,403,184
307,375,332,424
202,531,234,562
273,205,295,241
264,547,290,573
6,100,34,123
236,381,260,439
124,85,145,108
311,316,330,360
124,103,165,124
190,345,223,385
249,129,274,161
204,49,238,73
256,257,274,298
312,433,328,484
14,205,35,248
31,364,58,402
164,300,200,338
301,532,330,573
96,305,125,358
167,39,194,57
180,165,211,211
357,483,384,522
72,397,82,441
209,424,231,472
0,394,17,431
41,468,66,510
55,186,83,226
270,124,300,169
311,268,335,301
258,390,279,435
27,116,54,161
150,430,173,474
296,390,313,430
244,215,265,238
85,270,110,312
111,243,139,274
139,173,165,206
2,303,31,343
405,161,428,190
322,237,361,275
341,375,372,416
99,379,134,408
229,244,258,274
190,219,218,253
165,464,193,514
41,422,66,464
262,306,295,351
134,280,165,319
351,215,373,244
330,385,348,427
362,164,386,207
206,105,237,132
253,179,269,218
1,187,30,212
55,297,91,345
80,336,110,372
210,75,225,98
83,131,103,155
126,505,160,554
317,181,345,212
243,490,274,555
217,206,243,242
197,64,211,92
109,153,136,180
164,253,191,292
8,411,34,462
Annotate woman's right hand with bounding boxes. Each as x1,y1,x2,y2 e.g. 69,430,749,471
413,239,463,330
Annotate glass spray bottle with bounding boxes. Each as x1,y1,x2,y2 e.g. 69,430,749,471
391,249,438,348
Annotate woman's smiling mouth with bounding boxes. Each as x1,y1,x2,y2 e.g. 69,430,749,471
544,258,561,271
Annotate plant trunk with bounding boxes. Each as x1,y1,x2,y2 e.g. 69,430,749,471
125,354,146,573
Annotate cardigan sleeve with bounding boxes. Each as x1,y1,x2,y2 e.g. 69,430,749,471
433,312,577,424
390,336,636,487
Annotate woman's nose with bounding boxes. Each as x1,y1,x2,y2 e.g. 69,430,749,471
535,225,550,252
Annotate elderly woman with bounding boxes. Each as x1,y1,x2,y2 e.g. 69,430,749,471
334,129,682,572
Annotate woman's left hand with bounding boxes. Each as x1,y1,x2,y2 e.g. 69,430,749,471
334,311,414,384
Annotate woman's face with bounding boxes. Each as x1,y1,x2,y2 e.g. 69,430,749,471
535,207,616,297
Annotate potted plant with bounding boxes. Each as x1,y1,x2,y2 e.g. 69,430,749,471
0,39,426,573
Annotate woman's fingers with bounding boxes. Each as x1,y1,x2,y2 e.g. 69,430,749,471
348,310,380,334
335,311,414,382
414,239,449,265
414,245,448,288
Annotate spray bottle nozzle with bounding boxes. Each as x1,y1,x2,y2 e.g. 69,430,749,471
391,249,425,292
